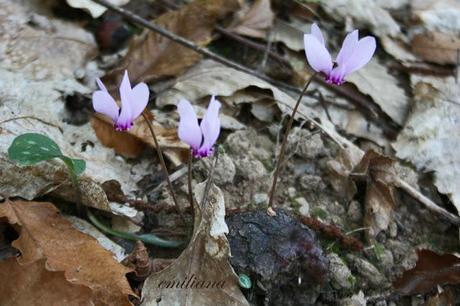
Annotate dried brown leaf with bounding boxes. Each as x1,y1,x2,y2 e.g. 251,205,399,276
91,112,188,164
142,182,249,306
228,0,275,39
0,200,134,306
393,249,460,296
104,0,239,87
411,32,460,65
352,150,396,240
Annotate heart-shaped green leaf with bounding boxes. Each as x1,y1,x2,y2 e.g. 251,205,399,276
8,133,85,175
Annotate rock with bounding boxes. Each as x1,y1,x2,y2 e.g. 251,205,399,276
299,174,326,191
347,201,363,223
199,152,235,185
288,128,326,159
295,197,310,216
234,155,267,181
288,187,296,198
378,249,394,275
348,255,386,288
253,193,269,205
328,253,355,290
225,129,273,162
388,221,398,238
339,291,367,306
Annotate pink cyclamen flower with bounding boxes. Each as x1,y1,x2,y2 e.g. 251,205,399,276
92,70,149,131
304,23,376,85
177,96,221,158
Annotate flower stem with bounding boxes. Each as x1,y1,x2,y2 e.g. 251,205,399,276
141,113,186,225
267,73,317,209
187,149,194,212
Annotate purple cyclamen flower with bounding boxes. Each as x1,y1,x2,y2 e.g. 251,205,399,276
304,23,376,85
177,96,221,158
92,70,149,131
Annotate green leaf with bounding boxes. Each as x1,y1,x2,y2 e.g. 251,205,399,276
8,133,85,175
238,274,252,289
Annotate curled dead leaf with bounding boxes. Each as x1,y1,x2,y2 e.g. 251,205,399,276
141,182,249,306
228,0,275,39
411,32,460,65
104,0,240,87
393,249,460,296
0,200,134,306
351,150,397,241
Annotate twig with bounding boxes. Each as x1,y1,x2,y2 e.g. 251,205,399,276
268,73,317,209
394,177,460,226
0,116,63,133
141,113,186,225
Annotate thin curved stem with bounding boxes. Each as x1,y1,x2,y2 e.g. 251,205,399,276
87,210,183,248
141,113,186,225
267,73,317,209
187,149,194,212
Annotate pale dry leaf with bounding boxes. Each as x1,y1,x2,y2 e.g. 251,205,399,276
393,75,460,214
319,0,401,38
412,0,460,35
271,18,307,52
411,32,460,65
105,0,239,87
0,0,96,80
0,200,134,306
142,182,249,306
347,60,409,125
66,0,130,18
228,0,275,39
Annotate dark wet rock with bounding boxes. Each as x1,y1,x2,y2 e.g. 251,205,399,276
227,208,328,305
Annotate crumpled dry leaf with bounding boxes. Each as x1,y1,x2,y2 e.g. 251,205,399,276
412,0,460,35
91,112,187,164
352,150,397,240
393,249,460,296
411,32,460,65
105,0,239,88
326,148,362,201
347,60,409,125
228,0,274,39
0,0,96,81
393,76,460,214
142,182,249,306
66,0,130,18
271,18,307,52
319,0,401,38
0,200,134,306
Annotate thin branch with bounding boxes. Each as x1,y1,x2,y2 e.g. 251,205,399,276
394,177,460,226
141,113,186,225
187,149,194,212
268,73,317,209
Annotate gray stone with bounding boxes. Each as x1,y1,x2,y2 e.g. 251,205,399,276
339,291,367,306
234,155,267,181
225,129,272,162
328,253,355,290
288,128,326,159
295,197,310,216
299,174,326,191
287,186,296,198
348,255,386,288
199,152,235,185
347,201,363,223
253,193,269,205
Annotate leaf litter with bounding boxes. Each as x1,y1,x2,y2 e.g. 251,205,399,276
1,0,460,304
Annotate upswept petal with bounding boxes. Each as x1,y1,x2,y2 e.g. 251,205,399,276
129,82,149,119
177,99,202,150
116,70,133,130
304,34,333,74
96,78,108,92
310,23,325,45
199,95,221,153
335,30,359,66
92,90,119,123
342,36,376,75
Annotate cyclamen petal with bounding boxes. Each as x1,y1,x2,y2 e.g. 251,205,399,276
198,95,221,156
176,96,221,158
177,99,202,151
310,23,325,45
341,36,376,75
92,70,149,131
304,34,333,74
335,30,359,66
